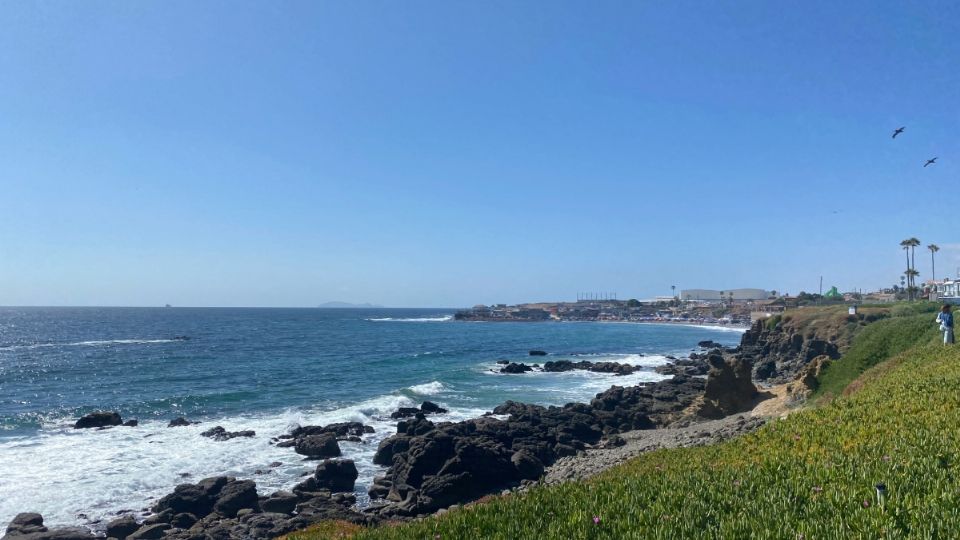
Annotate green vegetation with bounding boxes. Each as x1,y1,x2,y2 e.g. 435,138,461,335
813,304,939,400
300,306,960,539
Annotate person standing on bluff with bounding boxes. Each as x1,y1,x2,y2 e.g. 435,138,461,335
936,305,955,345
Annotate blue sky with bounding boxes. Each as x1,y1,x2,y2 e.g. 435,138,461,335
1,1,958,307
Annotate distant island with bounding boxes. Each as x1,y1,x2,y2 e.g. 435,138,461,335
317,301,385,308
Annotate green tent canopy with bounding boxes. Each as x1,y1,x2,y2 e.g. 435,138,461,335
824,286,842,299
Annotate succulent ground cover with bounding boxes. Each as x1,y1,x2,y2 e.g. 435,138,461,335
291,307,957,539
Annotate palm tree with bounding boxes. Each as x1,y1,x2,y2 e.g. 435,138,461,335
901,240,913,298
900,238,922,299
929,244,940,282
908,238,921,286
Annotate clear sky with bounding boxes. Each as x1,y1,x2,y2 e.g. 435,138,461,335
1,1,958,307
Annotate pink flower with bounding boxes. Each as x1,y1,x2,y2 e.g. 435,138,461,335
862,500,870,508
593,516,601,525
882,455,891,462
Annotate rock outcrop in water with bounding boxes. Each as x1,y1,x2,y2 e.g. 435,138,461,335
200,426,256,441
499,362,533,374
498,360,640,376
74,411,122,429
294,434,341,459
390,402,449,419
543,360,638,375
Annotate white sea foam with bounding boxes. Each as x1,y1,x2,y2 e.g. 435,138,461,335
366,315,453,322
0,339,181,351
407,381,446,395
0,389,484,530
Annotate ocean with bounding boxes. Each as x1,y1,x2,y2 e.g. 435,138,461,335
0,307,743,528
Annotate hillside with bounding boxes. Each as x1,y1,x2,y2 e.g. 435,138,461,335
291,304,955,539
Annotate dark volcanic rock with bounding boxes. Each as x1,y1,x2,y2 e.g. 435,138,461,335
127,523,170,540
291,422,373,439
122,419,139,427
741,318,842,383
655,356,709,377
74,411,122,429
153,476,229,517
369,374,706,516
511,451,544,480
314,459,359,492
390,407,422,419
4,513,96,540
167,417,192,427
260,491,298,514
200,426,256,441
420,401,448,414
105,515,139,539
542,360,637,375
294,434,341,459
528,350,548,356
500,362,533,374
212,480,259,517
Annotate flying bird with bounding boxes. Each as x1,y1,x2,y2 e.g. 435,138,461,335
924,157,938,167
892,126,905,139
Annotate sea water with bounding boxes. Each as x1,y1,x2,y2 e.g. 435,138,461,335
0,307,743,528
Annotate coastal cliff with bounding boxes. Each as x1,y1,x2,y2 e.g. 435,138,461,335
739,306,891,384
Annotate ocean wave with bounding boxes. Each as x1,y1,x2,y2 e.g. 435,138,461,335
407,381,446,395
0,339,182,352
366,315,453,322
0,389,471,530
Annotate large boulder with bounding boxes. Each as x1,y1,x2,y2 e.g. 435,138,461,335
314,459,359,492
511,451,544,480
294,434,341,459
420,401,448,414
3,513,95,540
126,524,170,540
73,411,122,429
5,513,46,535
167,417,192,427
390,407,422,419
260,491,298,514
696,355,758,419
152,476,230,517
105,515,139,539
212,480,259,517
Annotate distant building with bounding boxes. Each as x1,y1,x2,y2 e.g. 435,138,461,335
680,288,772,302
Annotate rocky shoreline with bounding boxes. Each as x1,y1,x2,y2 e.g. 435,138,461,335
3,329,797,540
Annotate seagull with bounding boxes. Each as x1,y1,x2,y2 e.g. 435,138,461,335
924,157,938,167
892,126,905,139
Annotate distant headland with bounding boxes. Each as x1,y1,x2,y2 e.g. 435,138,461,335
317,301,385,308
